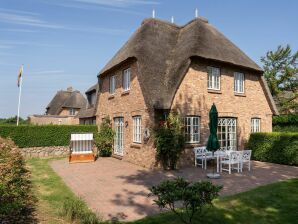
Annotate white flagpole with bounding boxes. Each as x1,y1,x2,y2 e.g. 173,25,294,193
17,67,23,126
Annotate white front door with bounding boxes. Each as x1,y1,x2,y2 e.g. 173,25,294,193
114,117,124,156
218,118,237,151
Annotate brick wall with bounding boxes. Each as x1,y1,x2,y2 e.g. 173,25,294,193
97,61,157,168
171,59,273,166
29,115,79,125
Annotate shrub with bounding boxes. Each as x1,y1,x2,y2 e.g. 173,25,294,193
273,114,298,132
94,117,114,157
60,197,101,224
155,113,185,170
149,177,222,224
0,125,98,148
248,132,298,166
0,137,36,223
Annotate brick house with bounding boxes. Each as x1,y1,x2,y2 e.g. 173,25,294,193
78,84,98,125
96,18,278,168
30,87,87,125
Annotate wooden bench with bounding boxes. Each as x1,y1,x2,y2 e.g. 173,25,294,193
69,133,95,163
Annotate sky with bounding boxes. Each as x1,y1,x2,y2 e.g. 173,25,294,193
0,0,297,118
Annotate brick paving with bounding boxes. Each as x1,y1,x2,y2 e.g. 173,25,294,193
50,158,298,222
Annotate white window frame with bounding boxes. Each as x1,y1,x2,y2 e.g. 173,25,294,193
109,75,116,94
251,118,261,133
69,108,76,115
207,67,220,90
123,68,131,91
234,72,245,93
133,116,142,143
218,118,237,151
184,116,200,143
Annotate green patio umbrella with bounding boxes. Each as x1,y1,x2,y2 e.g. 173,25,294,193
206,103,220,178
207,103,220,152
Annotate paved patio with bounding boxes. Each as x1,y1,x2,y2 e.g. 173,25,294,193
50,158,298,222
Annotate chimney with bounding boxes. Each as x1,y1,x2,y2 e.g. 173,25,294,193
171,16,174,24
152,9,155,18
195,8,198,18
67,86,73,92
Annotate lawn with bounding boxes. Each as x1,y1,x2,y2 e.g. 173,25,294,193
26,157,94,224
27,157,298,224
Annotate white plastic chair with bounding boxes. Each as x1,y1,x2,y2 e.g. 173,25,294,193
220,151,241,174
193,147,213,170
241,150,252,172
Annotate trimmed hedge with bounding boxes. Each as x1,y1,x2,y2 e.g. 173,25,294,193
248,132,298,166
0,125,98,148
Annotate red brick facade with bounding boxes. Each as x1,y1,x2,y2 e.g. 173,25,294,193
96,58,274,168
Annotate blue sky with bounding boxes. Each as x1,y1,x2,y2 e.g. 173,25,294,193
0,0,297,118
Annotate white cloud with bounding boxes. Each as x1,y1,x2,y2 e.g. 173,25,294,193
0,11,63,29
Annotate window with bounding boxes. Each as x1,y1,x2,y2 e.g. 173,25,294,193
234,72,245,93
133,116,142,143
251,118,261,133
207,67,220,90
109,75,116,94
69,108,76,115
218,118,237,150
123,68,131,91
184,116,200,143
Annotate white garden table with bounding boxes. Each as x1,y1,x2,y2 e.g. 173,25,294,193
212,150,232,173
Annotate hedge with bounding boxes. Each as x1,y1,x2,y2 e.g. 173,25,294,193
248,132,298,166
0,125,98,148
0,137,36,222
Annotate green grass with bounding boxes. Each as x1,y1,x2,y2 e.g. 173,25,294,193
26,158,298,224
26,157,100,224
131,178,298,224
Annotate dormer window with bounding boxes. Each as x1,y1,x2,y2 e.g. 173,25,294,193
69,108,76,115
234,72,245,93
207,67,220,90
109,75,116,94
123,68,131,91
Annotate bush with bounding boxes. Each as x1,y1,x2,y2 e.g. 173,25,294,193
149,177,222,224
155,113,185,170
273,114,298,132
0,137,36,223
0,125,98,148
248,132,298,166
94,117,114,157
60,197,101,224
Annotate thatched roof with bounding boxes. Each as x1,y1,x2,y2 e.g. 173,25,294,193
99,18,278,114
78,83,99,118
46,89,86,115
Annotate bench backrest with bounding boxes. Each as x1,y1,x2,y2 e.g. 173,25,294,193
70,133,93,154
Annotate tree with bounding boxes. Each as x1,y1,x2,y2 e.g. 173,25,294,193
261,45,298,114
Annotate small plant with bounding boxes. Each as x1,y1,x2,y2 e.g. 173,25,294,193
155,112,185,170
60,197,102,224
149,177,222,224
95,117,114,157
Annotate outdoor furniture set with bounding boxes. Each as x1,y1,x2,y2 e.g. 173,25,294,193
193,146,252,174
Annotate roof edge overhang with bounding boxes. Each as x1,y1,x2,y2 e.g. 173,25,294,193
190,56,263,74
98,56,137,77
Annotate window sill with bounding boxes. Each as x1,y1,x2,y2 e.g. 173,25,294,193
130,143,141,149
234,92,246,97
207,89,222,94
121,90,130,96
108,95,115,100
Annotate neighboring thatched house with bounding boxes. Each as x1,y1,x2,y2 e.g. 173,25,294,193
30,87,87,125
78,84,99,124
95,17,278,168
